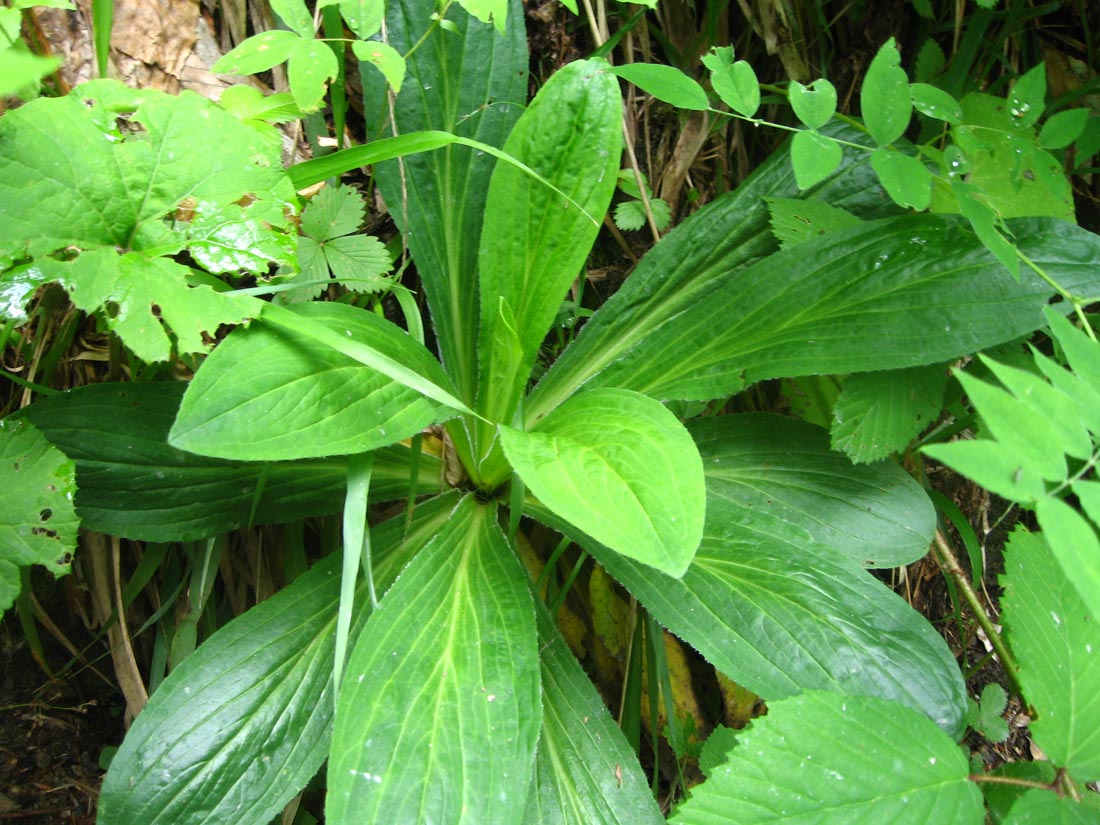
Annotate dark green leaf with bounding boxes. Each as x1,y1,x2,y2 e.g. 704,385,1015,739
25,382,441,541
767,197,862,248
97,493,459,825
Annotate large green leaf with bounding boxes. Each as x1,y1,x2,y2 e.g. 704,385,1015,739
671,692,983,825
1002,528,1100,782
525,490,967,736
531,210,1100,414
476,58,620,447
327,497,540,825
527,126,899,423
361,0,526,401
0,418,77,614
524,596,664,825
25,382,441,541
501,389,705,577
170,302,456,460
1003,790,1100,825
692,415,935,568
97,492,459,825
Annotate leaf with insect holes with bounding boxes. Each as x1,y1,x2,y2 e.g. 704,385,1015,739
180,200,297,275
294,184,393,296
862,38,912,146
353,41,406,93
702,46,759,117
766,197,862,248
0,418,78,616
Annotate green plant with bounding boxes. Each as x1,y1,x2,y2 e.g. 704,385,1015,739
3,1,1100,823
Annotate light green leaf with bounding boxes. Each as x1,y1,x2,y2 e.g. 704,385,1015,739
339,0,383,38
831,365,947,464
301,183,365,239
170,302,455,460
97,494,458,825
25,382,439,541
1002,527,1100,780
1035,497,1100,624
790,129,843,188
789,78,837,130
871,146,932,210
456,0,508,32
327,498,540,824
0,419,77,615
609,63,709,111
217,86,300,132
952,182,1021,277
701,46,760,117
766,197,862,248
695,414,935,568
910,82,962,124
212,30,303,75
1004,790,1100,825
524,598,664,825
1040,108,1091,150
319,235,393,292
525,487,967,735
181,200,296,274
862,38,913,145
503,389,705,577
922,438,1047,503
477,58,620,443
353,40,406,93
614,198,672,232
1009,62,1046,128
270,0,313,37
0,48,60,97
360,0,526,403
288,37,339,112
973,682,1009,743
670,692,983,825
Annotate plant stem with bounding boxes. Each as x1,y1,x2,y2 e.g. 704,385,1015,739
931,528,1025,700
968,774,1052,790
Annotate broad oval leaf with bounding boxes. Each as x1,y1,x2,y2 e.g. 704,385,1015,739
671,692,984,825
170,302,455,461
502,389,705,578
327,498,540,825
791,129,843,188
702,46,760,117
871,146,932,210
524,597,664,825
524,494,967,736
1002,528,1100,781
861,38,912,145
25,382,441,541
608,63,709,111
97,492,460,825
476,57,621,442
1003,790,1100,825
693,414,935,568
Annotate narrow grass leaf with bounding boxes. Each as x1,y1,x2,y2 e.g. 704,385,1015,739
671,692,984,825
501,389,705,578
327,498,540,825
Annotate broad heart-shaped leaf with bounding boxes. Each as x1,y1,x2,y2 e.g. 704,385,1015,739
524,490,967,737
670,692,983,825
25,382,441,542
476,58,621,453
1002,528,1100,782
361,0,526,403
170,302,455,461
701,46,760,117
527,124,902,424
0,419,77,614
831,364,948,464
501,389,705,578
97,492,460,825
693,415,935,569
524,593,663,825
789,78,838,130
327,497,540,825
790,129,843,189
536,214,1100,407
